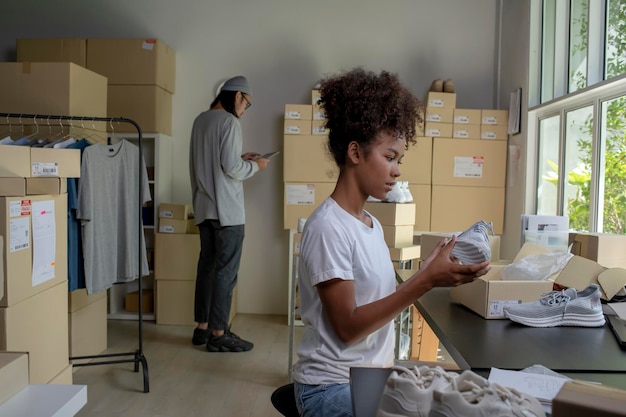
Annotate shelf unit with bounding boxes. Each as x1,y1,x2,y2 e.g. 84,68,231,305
107,133,173,320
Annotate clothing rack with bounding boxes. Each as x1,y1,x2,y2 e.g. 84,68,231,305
0,112,150,393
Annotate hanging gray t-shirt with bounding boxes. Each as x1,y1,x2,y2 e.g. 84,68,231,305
189,109,259,226
77,140,151,295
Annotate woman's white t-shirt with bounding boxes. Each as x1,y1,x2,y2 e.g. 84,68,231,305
293,197,396,385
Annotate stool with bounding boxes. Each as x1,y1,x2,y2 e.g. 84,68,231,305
271,383,298,417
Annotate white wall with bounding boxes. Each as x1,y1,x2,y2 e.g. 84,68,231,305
0,0,501,315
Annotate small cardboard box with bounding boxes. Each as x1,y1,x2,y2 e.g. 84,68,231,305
0,178,26,197
568,232,626,268
284,104,313,120
158,218,196,234
426,92,457,108
388,245,421,262
311,89,321,105
0,145,31,178
26,178,67,195
450,243,555,319
284,119,312,135
552,380,626,417
158,203,193,220
453,109,482,124
425,107,454,123
124,289,154,313
312,103,325,120
481,109,509,125
311,120,329,135
424,121,453,137
382,225,414,248
364,202,416,226
453,124,481,139
480,124,508,140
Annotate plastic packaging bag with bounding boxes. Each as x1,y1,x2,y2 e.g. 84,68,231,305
500,252,574,281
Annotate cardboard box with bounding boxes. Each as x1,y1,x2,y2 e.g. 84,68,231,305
30,148,81,178
453,109,482,124
364,202,416,226
552,380,626,417
388,245,421,262
426,92,457,108
283,135,337,182
0,178,26,197
453,124,481,139
154,233,200,280
158,203,193,219
48,363,73,384
26,177,67,195
158,218,196,234
568,232,626,268
382,225,414,247
156,281,237,325
432,138,507,188
284,119,312,135
450,243,555,319
430,185,504,234
125,289,154,313
17,38,87,66
408,184,431,232
399,137,432,185
424,121,453,137
284,182,335,230
0,194,68,307
68,295,107,358
0,282,69,383
311,120,329,135
87,38,176,93
107,85,172,135
0,62,107,117
284,104,313,120
552,255,626,301
0,146,31,178
312,103,325,120
425,107,454,123
311,89,321,105
68,288,106,313
0,353,29,404
481,109,509,125
480,124,508,140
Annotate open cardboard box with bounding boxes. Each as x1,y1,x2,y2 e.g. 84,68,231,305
552,380,626,417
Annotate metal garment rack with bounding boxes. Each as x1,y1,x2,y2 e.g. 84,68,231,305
0,112,150,393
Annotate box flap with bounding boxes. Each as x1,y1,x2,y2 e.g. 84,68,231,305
512,242,552,262
554,255,607,297
598,268,626,301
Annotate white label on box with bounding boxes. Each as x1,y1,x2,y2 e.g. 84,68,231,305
285,111,302,119
159,225,175,233
428,99,444,107
294,241,301,254
312,126,327,135
143,39,156,50
425,129,442,137
9,199,31,217
313,111,326,120
31,162,59,177
453,156,484,178
454,116,470,123
488,300,522,317
286,184,315,205
482,116,498,124
285,125,301,134
31,200,56,286
159,210,174,218
481,131,497,140
426,114,442,122
454,130,469,138
9,216,30,252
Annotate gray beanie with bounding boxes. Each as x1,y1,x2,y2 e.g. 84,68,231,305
221,75,252,96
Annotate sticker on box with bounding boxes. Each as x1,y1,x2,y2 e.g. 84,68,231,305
453,156,484,178
489,300,522,317
286,184,315,205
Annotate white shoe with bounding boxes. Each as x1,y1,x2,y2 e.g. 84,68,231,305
402,181,413,203
297,217,307,233
451,220,493,264
385,182,407,203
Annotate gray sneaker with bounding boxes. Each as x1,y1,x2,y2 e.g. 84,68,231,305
451,220,493,265
503,284,605,328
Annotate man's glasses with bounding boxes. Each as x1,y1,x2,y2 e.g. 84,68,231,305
241,94,252,110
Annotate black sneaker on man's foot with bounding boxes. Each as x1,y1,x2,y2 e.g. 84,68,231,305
206,329,254,352
192,328,211,346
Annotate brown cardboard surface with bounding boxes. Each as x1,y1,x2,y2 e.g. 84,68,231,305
68,296,107,358
125,289,154,313
453,109,482,124
598,268,626,301
554,255,608,298
0,146,31,178
158,218,195,234
408,184,431,232
30,148,81,178
283,135,338,182
284,182,335,229
480,124,508,140
426,92,456,108
0,352,28,404
107,85,172,135
284,119,312,135
364,202,416,226
284,104,313,120
0,178,26,197
17,38,87,66
399,137,432,185
0,62,107,117
155,280,196,325
481,109,509,125
424,121,453,137
87,38,176,93
0,282,69,383
552,380,626,417
26,177,67,195
453,124,481,139
388,245,421,262
154,233,200,280
432,138,507,187
568,232,626,268
382,225,414,248
425,107,454,123
48,363,73,384
68,288,106,313
158,203,193,219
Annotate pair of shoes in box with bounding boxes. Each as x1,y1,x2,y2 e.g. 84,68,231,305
376,365,545,417
430,78,455,93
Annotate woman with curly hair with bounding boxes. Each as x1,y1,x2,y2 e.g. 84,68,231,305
292,68,490,417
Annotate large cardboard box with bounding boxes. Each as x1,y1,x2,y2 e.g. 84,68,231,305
68,288,106,313
399,137,432,185
450,243,555,319
48,363,73,384
283,135,337,182
0,62,107,117
430,185,504,234
568,232,626,268
0,282,69,383
284,182,335,230
426,92,457,108
552,380,626,417
17,38,87,67
0,145,31,177
68,295,107,358
0,194,68,307
107,85,172,135
364,202,416,226
432,138,507,188
155,281,237,325
87,38,176,93
408,184,431,232
0,352,28,404
154,233,200,280
30,148,81,178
